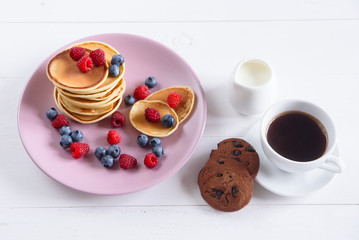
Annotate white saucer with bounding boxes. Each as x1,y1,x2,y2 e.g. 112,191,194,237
245,121,340,197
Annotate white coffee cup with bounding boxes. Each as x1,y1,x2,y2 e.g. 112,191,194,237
228,58,278,115
260,100,343,173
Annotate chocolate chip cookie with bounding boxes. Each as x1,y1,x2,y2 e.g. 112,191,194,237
198,163,253,212
197,138,259,212
209,138,260,179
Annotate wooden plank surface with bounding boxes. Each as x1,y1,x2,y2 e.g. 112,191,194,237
0,205,358,240
0,0,358,239
1,0,358,22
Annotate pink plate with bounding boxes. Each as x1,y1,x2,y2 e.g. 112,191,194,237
18,33,207,195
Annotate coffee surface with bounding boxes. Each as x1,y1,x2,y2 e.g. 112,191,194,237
267,111,327,162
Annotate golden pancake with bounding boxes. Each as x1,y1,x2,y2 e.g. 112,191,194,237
54,88,122,124
57,80,125,109
61,99,114,116
146,86,195,123
56,86,123,115
61,99,121,123
59,93,122,115
57,78,125,101
129,100,179,137
47,48,109,92
59,96,116,116
66,41,125,95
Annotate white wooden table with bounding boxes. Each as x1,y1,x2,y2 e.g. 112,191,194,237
1,1,358,239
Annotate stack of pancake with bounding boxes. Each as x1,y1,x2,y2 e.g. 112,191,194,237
46,41,126,124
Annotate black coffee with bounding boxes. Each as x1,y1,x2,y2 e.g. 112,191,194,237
267,111,327,162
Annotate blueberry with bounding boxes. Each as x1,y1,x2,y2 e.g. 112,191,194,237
101,155,114,168
149,137,161,148
59,125,72,136
46,107,58,121
152,146,164,157
70,130,83,142
108,145,121,158
161,114,176,128
137,134,149,147
109,64,120,77
60,134,73,149
145,76,157,88
124,95,136,106
95,147,107,160
111,54,124,66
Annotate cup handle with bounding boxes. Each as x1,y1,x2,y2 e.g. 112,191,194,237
318,156,344,173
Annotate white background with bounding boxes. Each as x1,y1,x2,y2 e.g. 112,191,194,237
1,0,359,239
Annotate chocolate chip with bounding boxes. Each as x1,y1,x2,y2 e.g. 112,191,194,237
212,189,224,199
217,173,223,177
231,157,241,162
231,187,239,196
225,196,229,203
233,150,242,156
233,141,244,148
245,145,256,152
217,160,225,164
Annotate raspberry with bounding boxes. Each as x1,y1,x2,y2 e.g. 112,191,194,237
89,49,106,66
119,154,137,169
51,114,69,129
167,92,181,108
144,153,158,168
77,56,93,73
144,108,160,122
69,47,86,61
111,111,125,128
107,130,121,145
133,85,150,100
70,142,90,159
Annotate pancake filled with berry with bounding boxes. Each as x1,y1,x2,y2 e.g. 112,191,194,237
129,100,179,137
146,86,195,123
